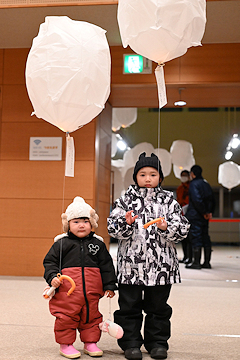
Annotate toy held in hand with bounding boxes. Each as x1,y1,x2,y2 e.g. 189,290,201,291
99,320,124,339
143,217,164,229
43,273,76,299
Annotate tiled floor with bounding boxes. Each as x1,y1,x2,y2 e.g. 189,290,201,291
0,244,239,360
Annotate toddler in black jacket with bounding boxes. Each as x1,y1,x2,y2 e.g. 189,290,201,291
43,196,117,359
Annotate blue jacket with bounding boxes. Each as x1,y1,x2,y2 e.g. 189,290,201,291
186,177,215,222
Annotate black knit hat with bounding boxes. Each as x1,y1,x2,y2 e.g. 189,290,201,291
133,152,164,184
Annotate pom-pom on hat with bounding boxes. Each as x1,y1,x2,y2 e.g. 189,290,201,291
133,152,164,184
61,196,99,232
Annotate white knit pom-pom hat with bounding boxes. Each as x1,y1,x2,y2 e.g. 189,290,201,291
61,196,99,232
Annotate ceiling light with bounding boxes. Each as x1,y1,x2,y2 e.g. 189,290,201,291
117,140,127,151
174,88,187,107
174,100,187,106
231,137,240,149
225,151,233,160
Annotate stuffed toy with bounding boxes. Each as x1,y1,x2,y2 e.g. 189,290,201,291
99,319,124,339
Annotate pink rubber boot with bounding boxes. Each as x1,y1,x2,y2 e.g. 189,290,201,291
59,344,81,359
84,343,103,357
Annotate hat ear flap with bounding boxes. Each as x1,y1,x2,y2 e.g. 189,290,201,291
61,213,69,233
89,209,99,229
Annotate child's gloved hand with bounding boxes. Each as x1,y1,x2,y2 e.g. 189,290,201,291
104,290,115,298
42,285,55,300
156,218,167,231
125,210,138,225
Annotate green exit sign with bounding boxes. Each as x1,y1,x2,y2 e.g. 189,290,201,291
123,54,152,74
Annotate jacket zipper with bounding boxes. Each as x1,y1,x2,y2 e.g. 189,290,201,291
80,240,90,323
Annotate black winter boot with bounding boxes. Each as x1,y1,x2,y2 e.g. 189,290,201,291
185,247,202,269
150,347,168,359
179,239,188,263
201,247,212,268
125,348,142,360
184,242,192,264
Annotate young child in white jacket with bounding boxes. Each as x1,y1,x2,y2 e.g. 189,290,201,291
107,152,190,360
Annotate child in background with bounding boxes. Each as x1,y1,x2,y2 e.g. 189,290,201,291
44,197,117,359
107,153,189,360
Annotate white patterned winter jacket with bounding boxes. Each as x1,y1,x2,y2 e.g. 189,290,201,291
107,185,190,286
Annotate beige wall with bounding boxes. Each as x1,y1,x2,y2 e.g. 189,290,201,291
0,49,112,276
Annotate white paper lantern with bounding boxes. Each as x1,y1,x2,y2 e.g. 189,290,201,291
111,165,125,201
124,167,135,190
111,159,125,169
117,0,206,64
154,148,172,177
111,133,118,158
170,140,195,165
218,161,240,190
173,163,193,179
26,16,111,133
123,142,155,178
112,108,137,131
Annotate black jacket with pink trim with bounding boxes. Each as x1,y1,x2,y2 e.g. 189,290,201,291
43,231,117,292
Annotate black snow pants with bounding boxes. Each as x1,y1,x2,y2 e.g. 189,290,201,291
114,284,172,352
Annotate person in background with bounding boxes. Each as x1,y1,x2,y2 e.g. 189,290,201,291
186,165,215,270
108,152,190,360
176,170,192,264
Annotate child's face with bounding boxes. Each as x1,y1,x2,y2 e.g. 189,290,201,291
136,167,160,188
69,218,92,238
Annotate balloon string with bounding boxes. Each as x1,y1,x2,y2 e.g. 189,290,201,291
61,133,67,231
158,107,161,150
109,297,112,321
157,107,161,185
62,170,66,222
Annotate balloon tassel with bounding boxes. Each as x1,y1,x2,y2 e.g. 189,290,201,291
65,133,75,177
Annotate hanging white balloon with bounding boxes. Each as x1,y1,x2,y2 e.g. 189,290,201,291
112,108,137,131
117,0,206,64
26,16,111,134
154,148,172,177
117,0,206,108
218,161,240,190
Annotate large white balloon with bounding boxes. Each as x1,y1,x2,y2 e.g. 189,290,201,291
26,16,111,133
218,161,240,190
117,0,206,64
